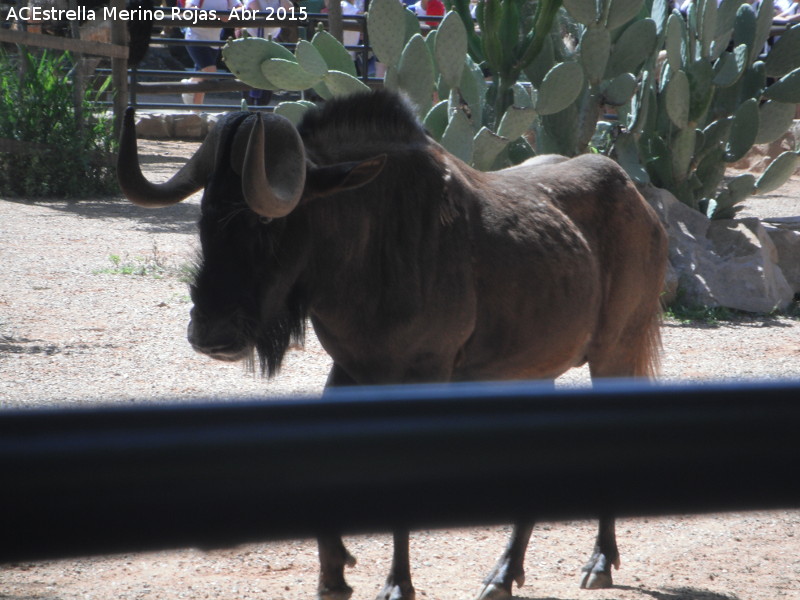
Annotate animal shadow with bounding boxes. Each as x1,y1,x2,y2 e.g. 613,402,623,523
514,586,740,600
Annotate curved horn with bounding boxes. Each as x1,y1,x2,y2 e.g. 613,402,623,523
240,112,306,219
117,107,213,207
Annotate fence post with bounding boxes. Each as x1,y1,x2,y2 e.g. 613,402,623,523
110,0,129,139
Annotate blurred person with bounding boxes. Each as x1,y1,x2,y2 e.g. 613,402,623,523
182,0,242,106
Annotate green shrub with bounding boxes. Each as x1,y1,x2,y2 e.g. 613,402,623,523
0,48,117,198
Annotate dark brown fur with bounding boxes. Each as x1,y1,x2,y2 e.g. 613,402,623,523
126,90,668,600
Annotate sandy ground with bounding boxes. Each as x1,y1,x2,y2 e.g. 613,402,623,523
1,139,799,600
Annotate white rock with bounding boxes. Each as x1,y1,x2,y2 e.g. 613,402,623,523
643,186,794,313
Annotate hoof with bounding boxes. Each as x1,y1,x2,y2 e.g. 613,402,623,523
476,583,513,600
580,551,617,589
318,585,353,600
375,582,415,600
579,570,613,589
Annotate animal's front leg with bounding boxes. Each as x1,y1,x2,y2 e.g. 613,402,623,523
376,529,415,600
317,534,357,600
476,523,533,600
579,516,619,589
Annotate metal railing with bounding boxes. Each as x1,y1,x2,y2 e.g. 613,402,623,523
121,12,384,112
2,379,799,563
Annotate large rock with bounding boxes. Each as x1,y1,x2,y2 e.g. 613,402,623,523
172,113,208,139
644,186,794,313
134,112,173,138
763,218,800,294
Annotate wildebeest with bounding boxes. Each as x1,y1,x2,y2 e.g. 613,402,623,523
117,89,667,600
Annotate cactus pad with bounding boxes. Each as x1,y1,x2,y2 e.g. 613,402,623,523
261,58,322,91
366,0,407,68
311,31,357,77
222,37,295,90
397,34,435,117
435,12,469,90
756,151,800,194
441,109,474,164
606,0,645,31
755,100,797,145
536,62,584,116
321,71,370,97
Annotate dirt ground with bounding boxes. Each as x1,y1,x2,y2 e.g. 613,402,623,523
1,139,799,600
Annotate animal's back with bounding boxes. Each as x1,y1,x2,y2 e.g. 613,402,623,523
455,153,666,381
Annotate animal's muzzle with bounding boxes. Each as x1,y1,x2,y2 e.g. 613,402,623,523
187,309,251,362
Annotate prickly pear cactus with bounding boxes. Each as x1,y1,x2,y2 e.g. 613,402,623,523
618,0,800,219
222,30,367,121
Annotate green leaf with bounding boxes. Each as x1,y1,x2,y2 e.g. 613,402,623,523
523,32,555,87
423,100,449,141
580,25,611,84
496,105,537,140
459,55,486,121
366,0,407,68
764,66,800,103
755,100,797,145
695,147,726,198
725,98,759,162
563,0,598,25
765,24,800,78
671,128,697,181
697,0,718,60
512,82,535,109
614,132,650,184
295,40,328,79
536,61,584,116
700,117,732,156
686,58,714,123
756,151,800,194
404,5,422,43
397,34,435,118
650,0,669,36
606,18,658,79
727,173,756,198
712,44,747,87
222,37,294,90
261,58,322,91
751,0,774,64
602,72,637,106
312,30,357,77
665,13,686,71
711,173,756,218
733,2,756,50
715,0,740,43
472,127,509,171
641,133,673,188
665,69,690,129
273,100,316,126
321,70,370,96
435,12,469,90
606,0,644,31
441,109,474,164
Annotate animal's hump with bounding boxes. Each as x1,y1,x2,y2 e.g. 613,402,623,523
297,89,427,146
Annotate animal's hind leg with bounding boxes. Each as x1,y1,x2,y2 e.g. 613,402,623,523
376,529,416,600
476,522,534,600
317,535,357,600
580,516,619,589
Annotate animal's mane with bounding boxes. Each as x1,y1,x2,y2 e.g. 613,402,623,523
297,89,429,153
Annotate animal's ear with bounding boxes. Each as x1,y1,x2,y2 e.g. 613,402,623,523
304,154,387,201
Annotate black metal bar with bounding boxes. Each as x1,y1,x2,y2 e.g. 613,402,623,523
1,380,799,564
